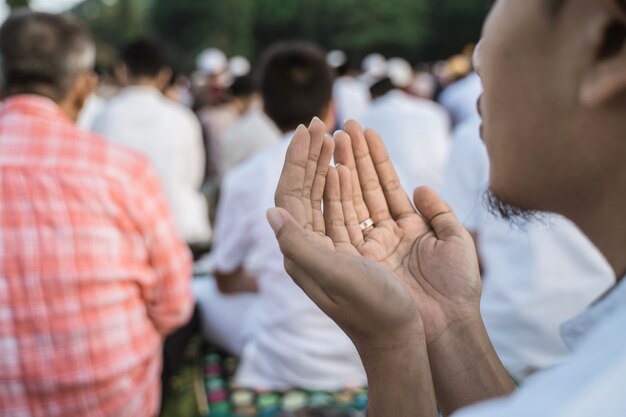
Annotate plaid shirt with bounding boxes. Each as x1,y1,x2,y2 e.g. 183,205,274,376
0,95,193,417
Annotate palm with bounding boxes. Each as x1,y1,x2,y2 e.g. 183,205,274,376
331,122,482,341
273,120,421,340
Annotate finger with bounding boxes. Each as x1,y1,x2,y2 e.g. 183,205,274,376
343,120,392,223
311,134,335,234
413,187,465,240
302,117,326,230
333,130,371,223
267,207,357,301
275,124,310,225
323,167,351,245
337,164,365,247
364,128,416,220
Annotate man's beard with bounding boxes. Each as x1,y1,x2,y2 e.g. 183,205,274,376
484,190,545,227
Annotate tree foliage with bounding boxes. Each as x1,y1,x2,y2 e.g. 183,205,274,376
74,0,491,72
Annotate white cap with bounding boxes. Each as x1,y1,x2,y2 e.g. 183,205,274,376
327,50,347,69
362,53,387,79
387,57,414,89
411,71,437,99
229,56,251,77
196,48,228,74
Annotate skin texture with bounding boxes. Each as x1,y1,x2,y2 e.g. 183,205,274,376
271,0,626,415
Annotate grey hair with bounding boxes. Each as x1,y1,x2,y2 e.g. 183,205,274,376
0,11,95,101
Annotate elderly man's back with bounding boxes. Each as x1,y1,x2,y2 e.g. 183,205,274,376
0,95,193,416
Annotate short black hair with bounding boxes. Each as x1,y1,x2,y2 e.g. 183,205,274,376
370,77,394,100
259,42,333,132
0,11,94,101
120,37,170,79
230,75,256,98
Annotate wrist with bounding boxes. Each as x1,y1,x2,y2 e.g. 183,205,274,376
356,322,438,417
355,319,426,363
426,302,483,346
426,309,516,415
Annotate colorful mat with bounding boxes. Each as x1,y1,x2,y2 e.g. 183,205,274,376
202,348,368,417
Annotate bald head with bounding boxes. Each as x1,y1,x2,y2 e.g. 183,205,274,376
0,11,95,102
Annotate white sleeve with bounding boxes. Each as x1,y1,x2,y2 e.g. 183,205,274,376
452,304,626,417
185,113,206,189
439,118,488,231
211,169,253,274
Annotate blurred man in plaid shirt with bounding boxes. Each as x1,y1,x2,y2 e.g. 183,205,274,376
0,11,193,417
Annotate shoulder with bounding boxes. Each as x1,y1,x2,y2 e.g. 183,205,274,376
80,129,154,184
223,139,288,194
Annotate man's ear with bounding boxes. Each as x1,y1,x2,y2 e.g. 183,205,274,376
60,72,98,121
77,72,98,108
113,62,128,87
156,67,173,92
322,100,336,132
580,9,626,107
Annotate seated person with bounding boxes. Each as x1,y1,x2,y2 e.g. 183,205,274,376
0,12,193,417
93,37,211,247
440,116,613,381
269,0,626,414
219,75,282,176
194,42,366,391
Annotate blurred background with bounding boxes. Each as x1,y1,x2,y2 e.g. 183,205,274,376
1,0,491,72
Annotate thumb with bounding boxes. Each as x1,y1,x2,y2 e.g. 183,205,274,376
413,187,465,240
267,207,320,267
267,207,341,302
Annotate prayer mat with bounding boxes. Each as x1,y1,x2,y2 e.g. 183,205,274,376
202,347,368,417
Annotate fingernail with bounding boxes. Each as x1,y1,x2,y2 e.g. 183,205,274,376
296,124,306,132
313,116,322,123
266,208,285,233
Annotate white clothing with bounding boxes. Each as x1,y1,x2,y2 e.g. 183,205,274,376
198,104,240,176
333,76,371,124
77,93,106,131
192,277,257,355
92,86,211,244
210,135,366,390
362,90,451,189
453,275,624,417
438,72,482,127
441,118,614,380
219,107,281,176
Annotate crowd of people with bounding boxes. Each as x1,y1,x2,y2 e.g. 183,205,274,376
0,2,623,417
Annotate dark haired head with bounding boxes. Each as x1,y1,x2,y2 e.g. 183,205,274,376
230,75,256,98
259,41,334,132
120,37,170,79
369,77,395,100
0,11,95,101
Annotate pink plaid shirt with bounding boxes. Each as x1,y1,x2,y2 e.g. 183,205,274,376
0,95,193,417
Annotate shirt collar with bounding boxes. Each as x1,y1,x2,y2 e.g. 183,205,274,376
561,274,625,351
2,94,70,122
118,85,163,99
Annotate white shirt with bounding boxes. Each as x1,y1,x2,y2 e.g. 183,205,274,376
77,93,106,131
438,72,482,127
441,117,614,380
212,134,366,390
219,106,281,176
453,275,625,417
333,76,371,124
92,86,211,244
362,90,451,189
